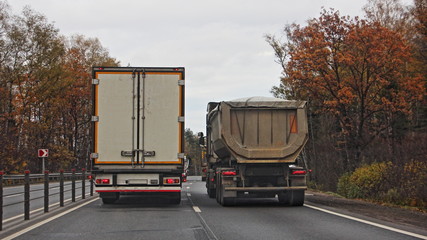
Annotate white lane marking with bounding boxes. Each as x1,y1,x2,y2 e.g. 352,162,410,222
3,193,91,223
186,186,190,189
187,194,218,240
187,193,191,197
304,204,427,240
193,206,201,213
4,193,23,198
2,197,99,240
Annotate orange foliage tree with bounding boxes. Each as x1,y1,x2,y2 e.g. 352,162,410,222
0,3,118,173
267,9,424,171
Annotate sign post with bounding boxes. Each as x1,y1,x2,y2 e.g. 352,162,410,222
38,149,49,173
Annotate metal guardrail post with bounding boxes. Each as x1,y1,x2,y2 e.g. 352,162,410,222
24,170,30,220
44,170,49,213
0,171,3,231
60,170,64,207
72,169,76,202
82,168,86,199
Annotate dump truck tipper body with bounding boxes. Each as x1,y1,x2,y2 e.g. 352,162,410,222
203,97,309,206
91,67,185,204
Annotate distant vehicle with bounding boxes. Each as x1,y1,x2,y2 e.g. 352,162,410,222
91,67,185,204
200,97,309,206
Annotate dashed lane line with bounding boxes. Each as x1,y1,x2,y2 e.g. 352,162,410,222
187,193,219,240
193,206,201,213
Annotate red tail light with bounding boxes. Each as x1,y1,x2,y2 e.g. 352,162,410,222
202,168,207,173
291,170,307,175
95,179,110,184
222,171,236,176
164,178,180,184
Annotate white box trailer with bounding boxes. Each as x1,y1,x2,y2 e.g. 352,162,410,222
91,67,185,204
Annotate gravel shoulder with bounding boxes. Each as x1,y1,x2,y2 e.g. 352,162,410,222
305,190,427,233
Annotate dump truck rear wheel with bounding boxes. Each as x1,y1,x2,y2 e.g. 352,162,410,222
208,188,216,198
289,190,304,206
278,191,290,205
222,197,236,206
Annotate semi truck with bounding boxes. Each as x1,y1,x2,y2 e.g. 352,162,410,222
201,96,309,206
91,67,185,204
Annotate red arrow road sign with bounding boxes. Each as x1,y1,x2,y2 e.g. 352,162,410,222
38,149,49,158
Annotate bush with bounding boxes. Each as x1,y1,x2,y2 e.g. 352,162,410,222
401,160,427,207
337,160,427,209
337,162,392,199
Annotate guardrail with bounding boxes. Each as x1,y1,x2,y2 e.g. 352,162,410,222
0,169,94,231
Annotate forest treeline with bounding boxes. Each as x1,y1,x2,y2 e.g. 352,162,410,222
267,0,426,208
0,2,118,173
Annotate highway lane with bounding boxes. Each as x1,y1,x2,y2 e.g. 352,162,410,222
2,181,92,221
6,179,427,240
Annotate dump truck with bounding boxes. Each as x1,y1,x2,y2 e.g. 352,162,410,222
91,67,185,204
201,96,309,206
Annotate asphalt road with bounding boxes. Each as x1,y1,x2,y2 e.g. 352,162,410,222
2,181,91,221
4,179,427,240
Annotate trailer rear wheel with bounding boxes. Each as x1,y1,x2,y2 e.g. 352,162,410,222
102,198,116,204
170,192,181,204
101,193,119,204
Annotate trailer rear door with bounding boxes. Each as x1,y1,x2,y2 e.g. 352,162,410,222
92,67,185,166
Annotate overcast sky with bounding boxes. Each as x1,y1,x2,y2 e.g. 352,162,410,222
7,0,412,133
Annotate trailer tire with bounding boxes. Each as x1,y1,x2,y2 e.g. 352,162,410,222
101,193,119,204
102,198,116,204
170,192,181,204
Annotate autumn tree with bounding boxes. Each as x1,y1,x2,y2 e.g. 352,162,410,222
267,9,424,172
184,128,203,175
0,2,118,173
60,35,119,170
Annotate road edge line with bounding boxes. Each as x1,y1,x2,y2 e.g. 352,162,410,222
2,197,99,240
304,204,427,240
4,193,92,223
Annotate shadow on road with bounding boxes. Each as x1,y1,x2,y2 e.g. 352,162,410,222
99,193,183,209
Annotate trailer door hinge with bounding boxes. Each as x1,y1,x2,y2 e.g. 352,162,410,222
178,116,185,122
92,79,100,85
90,153,99,159
178,80,185,86
91,116,99,122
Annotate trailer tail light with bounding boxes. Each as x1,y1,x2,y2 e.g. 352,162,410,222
291,170,307,175
222,171,236,176
164,177,180,185
95,178,110,184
